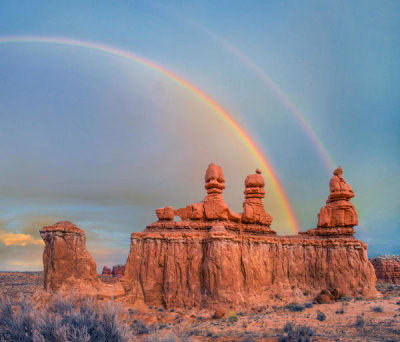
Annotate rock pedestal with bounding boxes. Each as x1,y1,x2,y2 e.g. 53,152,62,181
304,166,358,237
241,169,273,227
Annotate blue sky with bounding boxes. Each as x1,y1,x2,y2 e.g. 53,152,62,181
0,0,399,270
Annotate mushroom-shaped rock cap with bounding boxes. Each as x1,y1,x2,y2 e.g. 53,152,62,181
245,169,265,188
41,221,84,234
205,163,225,183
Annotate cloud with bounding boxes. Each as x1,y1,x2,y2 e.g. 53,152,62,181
0,230,44,247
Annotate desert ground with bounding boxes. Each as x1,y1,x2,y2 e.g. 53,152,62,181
1,272,399,341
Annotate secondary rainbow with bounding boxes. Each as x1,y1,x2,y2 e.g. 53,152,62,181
188,23,336,171
0,35,300,233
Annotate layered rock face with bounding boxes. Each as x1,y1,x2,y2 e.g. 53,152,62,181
40,221,100,292
40,221,123,298
370,256,400,284
112,265,125,277
101,265,125,277
121,164,376,307
102,266,112,276
39,164,377,308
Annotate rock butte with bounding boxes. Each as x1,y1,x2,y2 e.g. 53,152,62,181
38,164,377,307
370,256,400,284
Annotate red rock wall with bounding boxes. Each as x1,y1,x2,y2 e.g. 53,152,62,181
370,257,400,284
112,265,125,277
102,266,112,276
121,230,376,308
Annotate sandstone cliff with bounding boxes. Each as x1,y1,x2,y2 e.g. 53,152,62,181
370,256,400,284
39,164,377,308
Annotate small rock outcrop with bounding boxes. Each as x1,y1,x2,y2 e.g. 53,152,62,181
112,265,125,277
40,221,124,298
370,256,400,284
40,221,100,292
102,266,112,276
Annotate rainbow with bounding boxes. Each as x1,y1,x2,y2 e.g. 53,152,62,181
185,24,336,171
0,35,300,233
213,38,336,171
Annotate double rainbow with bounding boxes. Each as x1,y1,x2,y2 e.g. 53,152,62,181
0,35,300,233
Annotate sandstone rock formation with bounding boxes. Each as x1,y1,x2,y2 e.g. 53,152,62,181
40,221,100,292
241,169,273,226
102,266,112,276
40,221,123,298
39,164,377,308
112,265,125,277
302,166,358,237
370,256,400,284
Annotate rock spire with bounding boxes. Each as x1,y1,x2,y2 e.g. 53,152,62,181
241,169,273,226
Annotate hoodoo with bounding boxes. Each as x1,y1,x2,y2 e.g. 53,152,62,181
39,164,377,308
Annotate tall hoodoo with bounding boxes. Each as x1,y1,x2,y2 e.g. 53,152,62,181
203,163,240,221
158,163,240,222
303,166,358,237
241,169,273,226
317,166,358,234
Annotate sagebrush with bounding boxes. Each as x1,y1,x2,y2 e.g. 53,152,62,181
0,295,131,342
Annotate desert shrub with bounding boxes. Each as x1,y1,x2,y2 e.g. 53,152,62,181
335,308,344,314
285,302,304,312
228,312,238,322
130,320,149,335
0,295,131,342
279,322,315,342
372,306,383,313
355,296,363,301
316,310,326,321
355,315,364,328
396,300,400,305
304,303,313,308
339,295,352,302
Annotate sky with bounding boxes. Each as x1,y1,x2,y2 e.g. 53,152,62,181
0,0,399,270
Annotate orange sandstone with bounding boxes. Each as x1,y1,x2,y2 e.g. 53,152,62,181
39,164,377,308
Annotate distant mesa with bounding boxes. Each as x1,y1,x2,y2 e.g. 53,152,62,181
101,265,125,278
36,163,377,308
370,256,400,284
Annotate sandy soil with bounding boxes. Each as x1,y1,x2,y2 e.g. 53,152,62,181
1,272,399,341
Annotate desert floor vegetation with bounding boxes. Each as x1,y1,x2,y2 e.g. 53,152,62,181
1,272,400,341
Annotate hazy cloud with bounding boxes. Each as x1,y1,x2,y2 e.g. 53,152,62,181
0,230,43,246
